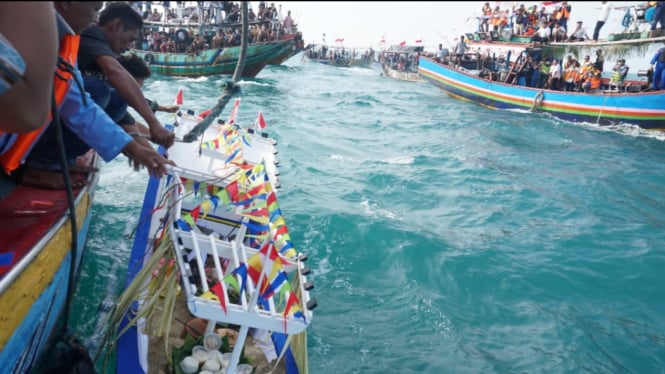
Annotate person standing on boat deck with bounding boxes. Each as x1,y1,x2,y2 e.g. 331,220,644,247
548,58,562,90
78,2,174,148
283,10,294,34
593,2,611,42
593,49,605,72
480,3,492,33
650,1,665,37
0,3,58,134
649,45,665,90
17,2,174,189
454,35,466,66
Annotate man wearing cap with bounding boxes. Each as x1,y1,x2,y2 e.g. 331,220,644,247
569,21,590,41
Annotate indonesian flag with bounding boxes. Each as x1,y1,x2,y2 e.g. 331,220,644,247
175,89,183,105
335,38,344,42
415,39,422,44
380,36,385,44
399,41,406,46
255,111,266,130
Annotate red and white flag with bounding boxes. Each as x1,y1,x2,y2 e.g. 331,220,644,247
174,89,183,105
228,98,240,124
415,39,423,44
399,41,406,46
255,111,266,130
335,38,344,43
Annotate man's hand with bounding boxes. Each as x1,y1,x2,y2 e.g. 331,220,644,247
122,140,176,178
160,104,180,113
148,120,175,148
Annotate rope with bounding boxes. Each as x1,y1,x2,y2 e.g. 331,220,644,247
182,81,239,142
52,83,79,334
182,1,249,143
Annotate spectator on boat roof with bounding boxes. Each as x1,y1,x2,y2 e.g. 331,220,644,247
593,1,612,42
650,1,665,37
0,3,58,134
480,3,492,33
569,21,590,41
77,1,175,148
650,44,665,90
17,2,174,190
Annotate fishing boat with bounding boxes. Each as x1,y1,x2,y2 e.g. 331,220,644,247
303,45,375,68
108,103,316,374
133,38,297,78
418,55,665,130
0,151,99,373
378,45,424,82
133,3,304,76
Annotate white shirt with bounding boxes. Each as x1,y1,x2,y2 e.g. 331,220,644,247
598,2,611,22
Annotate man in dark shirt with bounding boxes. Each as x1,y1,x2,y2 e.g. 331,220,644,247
78,2,174,148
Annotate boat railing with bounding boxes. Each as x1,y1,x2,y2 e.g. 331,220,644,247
159,123,314,369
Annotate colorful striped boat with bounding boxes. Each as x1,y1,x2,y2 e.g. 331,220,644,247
418,56,665,131
0,152,99,373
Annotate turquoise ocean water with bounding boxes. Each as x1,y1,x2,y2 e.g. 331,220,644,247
69,56,665,374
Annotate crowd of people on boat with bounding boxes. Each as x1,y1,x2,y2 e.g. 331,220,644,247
443,43,665,93
305,45,375,66
0,2,176,192
476,1,665,44
133,1,299,54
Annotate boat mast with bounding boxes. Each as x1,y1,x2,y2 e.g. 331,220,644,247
182,1,249,142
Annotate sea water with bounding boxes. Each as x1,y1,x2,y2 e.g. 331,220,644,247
70,56,665,373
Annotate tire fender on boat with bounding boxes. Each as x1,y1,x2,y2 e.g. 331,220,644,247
144,53,154,65
531,90,544,112
175,28,189,42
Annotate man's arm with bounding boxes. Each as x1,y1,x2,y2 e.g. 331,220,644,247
0,3,58,133
96,54,175,147
60,69,174,177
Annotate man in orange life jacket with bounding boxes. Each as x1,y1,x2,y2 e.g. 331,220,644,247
0,2,175,190
0,3,58,134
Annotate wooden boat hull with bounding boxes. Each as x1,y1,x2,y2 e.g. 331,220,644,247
418,56,665,130
133,39,296,77
0,156,98,373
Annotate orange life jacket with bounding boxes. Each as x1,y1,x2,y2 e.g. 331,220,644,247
0,34,80,175
589,75,601,89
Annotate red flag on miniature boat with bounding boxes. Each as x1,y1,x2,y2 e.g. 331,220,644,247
175,89,183,105
228,98,240,124
210,282,227,313
255,111,266,130
198,108,212,119
399,41,406,46
335,38,344,42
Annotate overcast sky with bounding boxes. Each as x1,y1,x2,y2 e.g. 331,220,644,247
266,1,643,49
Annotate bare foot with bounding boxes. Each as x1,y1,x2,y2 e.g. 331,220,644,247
21,167,88,190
